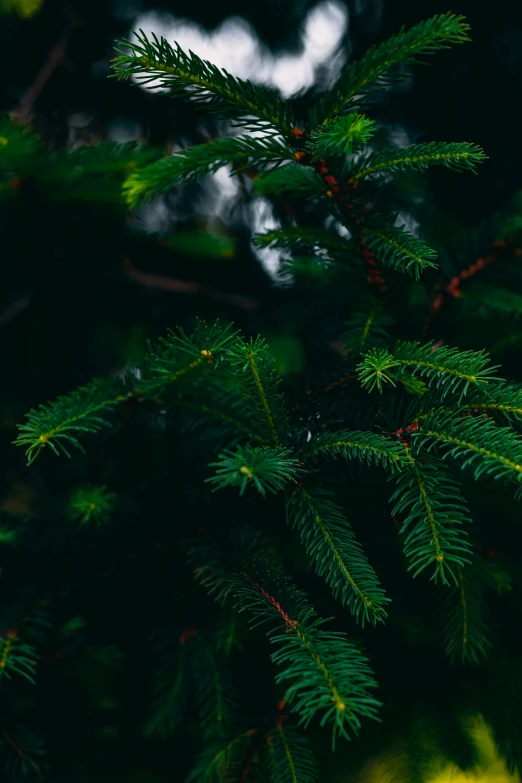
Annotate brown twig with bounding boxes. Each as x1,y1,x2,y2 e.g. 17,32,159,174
122,256,259,310
12,7,80,121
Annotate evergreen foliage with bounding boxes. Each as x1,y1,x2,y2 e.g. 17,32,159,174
309,13,471,125
5,9,522,783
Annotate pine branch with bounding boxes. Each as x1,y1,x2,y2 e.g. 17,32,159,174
190,533,380,744
186,729,257,783
207,446,302,497
14,377,126,464
254,165,326,199
287,487,389,625
362,223,438,279
459,381,522,425
351,142,486,182
266,723,318,783
0,116,45,178
15,321,241,462
235,565,380,746
65,485,116,525
189,526,275,607
171,393,267,444
308,113,376,157
412,409,522,488
253,228,351,257
301,429,408,473
47,140,159,182
123,135,293,208
310,13,471,124
215,608,246,656
0,728,48,782
357,347,399,392
0,526,18,547
342,301,394,353
140,319,239,398
112,30,296,135
462,284,522,318
357,341,499,399
439,560,491,665
390,453,472,584
192,634,239,739
0,630,37,685
144,632,189,739
398,374,429,397
226,336,288,446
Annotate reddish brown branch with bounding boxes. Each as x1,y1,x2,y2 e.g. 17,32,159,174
423,239,520,340
1,733,26,759
295,149,387,293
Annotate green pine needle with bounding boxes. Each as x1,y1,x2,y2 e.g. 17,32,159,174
357,348,399,392
352,142,487,182
362,223,439,279
254,164,326,198
358,341,499,399
266,723,318,783
14,377,127,464
253,227,351,257
186,730,256,783
439,559,491,665
459,380,522,424
462,284,522,319
235,565,381,747
0,631,38,685
302,429,408,472
123,135,293,208
207,446,301,497
112,30,296,135
192,634,239,739
308,113,376,157
310,13,471,124
144,633,189,739
0,728,48,781
45,140,159,186
390,454,472,584
226,336,288,446
0,116,45,178
66,485,117,525
342,302,394,353
413,409,522,487
287,487,390,625
140,319,239,398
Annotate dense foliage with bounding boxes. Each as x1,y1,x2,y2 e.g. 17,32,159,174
3,8,522,783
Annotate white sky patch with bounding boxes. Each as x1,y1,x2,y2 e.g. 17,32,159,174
106,116,142,143
386,125,411,149
271,54,316,98
197,165,240,221
250,197,290,279
130,1,348,98
302,1,348,66
325,215,351,240
126,2,350,271
133,199,172,234
394,211,421,237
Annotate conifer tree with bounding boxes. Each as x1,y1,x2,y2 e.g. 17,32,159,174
3,11,522,783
